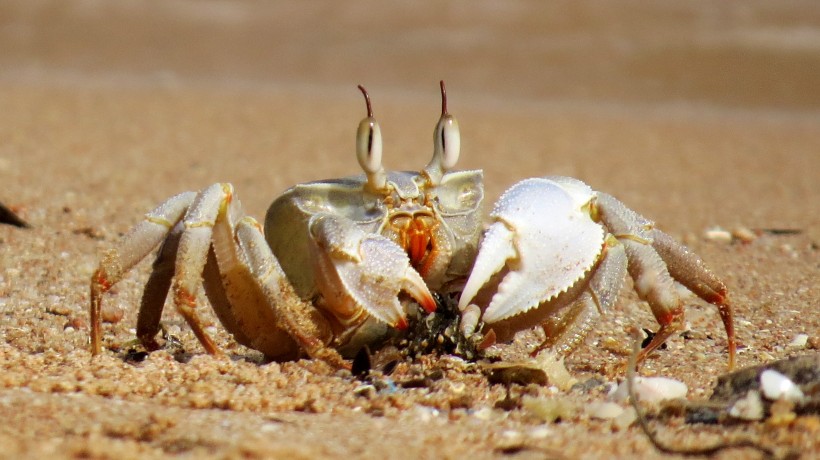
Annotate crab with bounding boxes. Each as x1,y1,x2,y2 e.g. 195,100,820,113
89,82,736,371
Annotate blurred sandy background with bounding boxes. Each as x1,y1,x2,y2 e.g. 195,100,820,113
1,1,818,458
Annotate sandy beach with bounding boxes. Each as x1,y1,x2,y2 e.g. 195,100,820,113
1,2,818,458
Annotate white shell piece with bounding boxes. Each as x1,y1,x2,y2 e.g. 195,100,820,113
704,226,732,243
586,401,625,420
474,177,604,324
788,333,809,349
728,390,765,421
534,350,577,391
760,369,805,402
609,377,688,404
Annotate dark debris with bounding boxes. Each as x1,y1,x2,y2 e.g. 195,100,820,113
0,201,30,228
394,292,483,361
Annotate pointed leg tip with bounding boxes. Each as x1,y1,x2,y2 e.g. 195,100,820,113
727,343,737,371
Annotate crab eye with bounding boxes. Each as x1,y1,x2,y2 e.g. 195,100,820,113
424,81,461,185
357,117,383,174
434,114,460,170
356,85,387,192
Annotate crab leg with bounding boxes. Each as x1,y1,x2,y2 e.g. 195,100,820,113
134,183,326,360
135,216,264,355
168,183,339,364
595,192,736,369
651,229,736,369
165,184,239,355
90,191,196,355
135,222,184,350
232,217,346,368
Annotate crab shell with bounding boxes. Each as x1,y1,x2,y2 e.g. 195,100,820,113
264,170,483,351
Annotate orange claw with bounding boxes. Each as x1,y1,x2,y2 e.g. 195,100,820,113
418,292,437,314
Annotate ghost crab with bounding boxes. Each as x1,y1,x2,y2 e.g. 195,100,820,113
89,82,736,371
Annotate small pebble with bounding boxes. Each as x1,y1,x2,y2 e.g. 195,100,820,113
101,304,124,323
471,407,494,421
528,426,552,439
612,407,637,431
501,429,523,442
760,369,804,402
533,351,577,391
787,333,809,349
260,422,280,433
353,385,376,399
413,406,439,423
65,317,87,330
609,377,688,404
586,401,624,420
731,226,757,243
768,399,797,426
46,303,71,316
522,395,574,423
704,227,732,243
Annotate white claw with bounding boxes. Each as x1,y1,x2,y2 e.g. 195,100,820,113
460,178,605,324
458,222,516,312
310,214,435,330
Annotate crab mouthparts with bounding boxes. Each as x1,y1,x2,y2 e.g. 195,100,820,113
408,227,431,268
402,218,435,276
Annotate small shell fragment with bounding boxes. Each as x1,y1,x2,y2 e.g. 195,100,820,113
731,226,757,243
522,395,575,423
787,333,809,349
534,351,578,391
728,390,764,421
760,369,804,402
703,227,732,243
609,377,688,404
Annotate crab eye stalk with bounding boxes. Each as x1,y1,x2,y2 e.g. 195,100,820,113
356,85,387,193
424,80,461,185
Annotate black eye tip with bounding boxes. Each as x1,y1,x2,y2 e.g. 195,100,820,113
358,85,373,118
439,80,448,116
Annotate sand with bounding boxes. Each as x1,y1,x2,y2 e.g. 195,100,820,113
1,2,818,459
